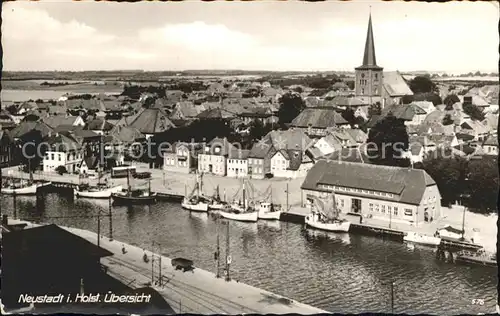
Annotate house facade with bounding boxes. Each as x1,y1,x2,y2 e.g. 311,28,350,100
197,138,235,176
481,136,498,156
43,134,83,173
163,142,199,174
0,131,14,168
270,150,313,179
302,160,442,224
226,149,250,178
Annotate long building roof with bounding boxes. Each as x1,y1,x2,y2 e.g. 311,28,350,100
301,160,437,205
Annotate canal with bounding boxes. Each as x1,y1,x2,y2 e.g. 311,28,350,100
2,194,497,315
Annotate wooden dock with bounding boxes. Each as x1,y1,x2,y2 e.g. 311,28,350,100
455,251,497,267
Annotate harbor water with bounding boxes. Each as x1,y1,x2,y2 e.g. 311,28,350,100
1,193,497,315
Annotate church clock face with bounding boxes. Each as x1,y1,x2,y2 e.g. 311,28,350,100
361,73,365,78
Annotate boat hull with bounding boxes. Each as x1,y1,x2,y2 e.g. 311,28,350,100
219,210,258,222
258,210,282,220
75,185,123,199
111,193,157,205
209,202,226,210
403,232,441,246
305,215,351,232
181,199,209,212
1,182,51,195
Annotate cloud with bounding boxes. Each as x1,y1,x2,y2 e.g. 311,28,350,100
2,7,115,44
138,21,257,52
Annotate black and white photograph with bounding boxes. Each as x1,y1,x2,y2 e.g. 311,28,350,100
1,0,498,314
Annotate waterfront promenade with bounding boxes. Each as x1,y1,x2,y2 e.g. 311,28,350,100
7,219,326,314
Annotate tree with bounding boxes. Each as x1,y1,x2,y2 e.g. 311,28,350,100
368,102,381,116
409,76,438,94
278,92,305,128
463,103,485,121
345,80,355,90
55,166,68,175
467,156,498,213
419,150,466,207
413,92,443,106
341,107,365,128
442,114,454,125
401,95,414,104
444,94,460,109
366,113,411,167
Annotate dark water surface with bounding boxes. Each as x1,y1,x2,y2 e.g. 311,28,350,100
2,194,497,315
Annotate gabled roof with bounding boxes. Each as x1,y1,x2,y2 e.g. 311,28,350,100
331,96,369,107
86,118,114,131
381,103,427,121
301,160,437,205
109,125,144,144
45,132,82,152
42,116,82,129
383,71,413,96
291,108,349,129
322,145,370,164
9,121,55,139
228,149,250,160
482,135,498,147
461,119,489,134
127,108,176,135
345,128,368,143
204,137,236,156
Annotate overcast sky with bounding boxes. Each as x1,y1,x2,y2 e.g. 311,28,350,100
2,0,498,73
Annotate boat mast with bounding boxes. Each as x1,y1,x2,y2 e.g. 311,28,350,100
242,179,246,210
127,168,131,197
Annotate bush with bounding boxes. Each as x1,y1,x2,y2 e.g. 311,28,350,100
55,166,68,175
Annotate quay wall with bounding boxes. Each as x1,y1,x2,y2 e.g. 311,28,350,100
5,219,327,315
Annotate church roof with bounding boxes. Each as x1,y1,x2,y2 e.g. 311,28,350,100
383,71,414,96
356,14,383,71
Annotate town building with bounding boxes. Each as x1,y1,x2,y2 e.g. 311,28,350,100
301,160,441,224
248,137,275,179
270,149,313,178
226,149,250,178
0,130,14,167
163,142,201,174
354,15,413,108
290,107,350,138
122,108,176,139
481,135,498,156
43,132,83,173
198,137,236,176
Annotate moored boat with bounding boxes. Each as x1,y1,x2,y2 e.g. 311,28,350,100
258,202,282,220
181,172,209,212
304,193,351,233
218,179,258,223
74,184,123,199
403,231,441,246
219,208,259,222
1,181,51,195
111,190,157,205
111,168,156,205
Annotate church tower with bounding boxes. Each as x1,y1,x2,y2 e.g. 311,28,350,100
355,14,383,99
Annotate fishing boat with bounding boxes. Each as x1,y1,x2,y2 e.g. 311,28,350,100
111,169,156,205
181,172,209,212
218,179,258,222
257,185,282,220
1,181,51,195
208,185,227,210
74,183,123,199
304,193,351,233
403,231,441,247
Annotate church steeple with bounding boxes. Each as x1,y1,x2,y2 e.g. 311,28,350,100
354,12,383,98
362,14,378,67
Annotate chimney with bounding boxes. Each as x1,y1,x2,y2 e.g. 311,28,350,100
2,214,8,227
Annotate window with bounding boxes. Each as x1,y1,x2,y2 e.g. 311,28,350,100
374,73,378,80
51,153,54,160
375,204,380,212
388,206,392,213
58,154,61,161
381,205,386,213
369,203,373,212
340,199,344,208
404,209,413,216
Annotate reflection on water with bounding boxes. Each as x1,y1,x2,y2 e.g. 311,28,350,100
1,193,496,315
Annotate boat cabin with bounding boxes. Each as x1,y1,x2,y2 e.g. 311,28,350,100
437,225,464,240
